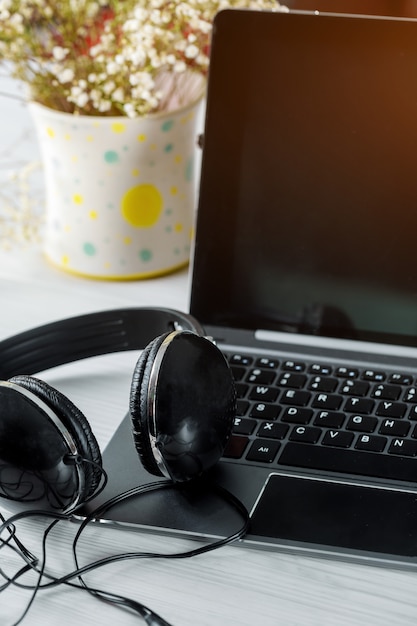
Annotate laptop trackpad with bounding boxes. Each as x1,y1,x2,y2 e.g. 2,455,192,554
250,474,417,558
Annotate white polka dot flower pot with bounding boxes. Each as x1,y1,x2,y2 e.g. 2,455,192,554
29,98,203,279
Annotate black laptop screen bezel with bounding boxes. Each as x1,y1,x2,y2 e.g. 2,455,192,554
190,10,417,348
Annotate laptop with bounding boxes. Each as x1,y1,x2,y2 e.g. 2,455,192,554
83,9,417,569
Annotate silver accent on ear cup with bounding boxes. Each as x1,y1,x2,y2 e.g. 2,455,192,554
145,331,181,480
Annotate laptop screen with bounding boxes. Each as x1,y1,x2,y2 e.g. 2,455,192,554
190,10,417,347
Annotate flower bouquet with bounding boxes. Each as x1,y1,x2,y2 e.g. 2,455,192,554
0,0,281,117
0,0,285,279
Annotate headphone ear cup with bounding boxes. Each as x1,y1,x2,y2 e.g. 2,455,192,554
130,334,169,478
9,375,102,502
130,331,236,483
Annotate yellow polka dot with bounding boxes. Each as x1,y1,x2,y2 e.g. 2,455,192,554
123,236,132,245
86,135,94,142
175,223,183,232
150,143,157,151
64,224,71,232
121,184,163,228
71,156,78,163
170,186,178,196
89,210,98,219
64,134,71,141
180,112,194,124
132,168,139,177
111,122,126,134
62,255,69,265
174,155,182,164
137,134,146,142
46,127,55,138
73,194,83,205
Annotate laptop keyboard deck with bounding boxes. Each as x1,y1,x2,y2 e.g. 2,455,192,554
223,351,417,483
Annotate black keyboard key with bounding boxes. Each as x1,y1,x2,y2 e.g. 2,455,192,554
309,363,332,375
250,402,281,420
249,385,279,403
308,376,338,393
340,380,370,396
346,415,378,433
281,389,311,406
236,399,249,416
372,384,401,401
230,354,253,366
335,366,359,378
223,435,249,459
311,393,342,410
282,360,305,372
322,430,354,448
246,368,275,385
379,420,410,437
233,417,257,435
278,442,417,481
289,425,322,444
281,407,313,424
362,369,386,382
344,397,375,414
313,410,345,428
389,373,413,385
230,365,246,381
277,372,307,388
255,357,279,369
235,382,249,398
375,401,406,419
404,387,417,402
246,438,280,463
257,422,289,439
408,406,417,420
355,434,387,452
388,439,417,457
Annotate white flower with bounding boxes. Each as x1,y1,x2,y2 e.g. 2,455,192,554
185,44,199,59
98,100,112,113
123,102,135,118
52,46,69,61
69,88,89,108
102,80,115,95
58,68,75,84
106,61,119,75
174,61,186,73
112,87,124,102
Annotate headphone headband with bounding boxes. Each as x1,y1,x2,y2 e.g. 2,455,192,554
0,308,204,378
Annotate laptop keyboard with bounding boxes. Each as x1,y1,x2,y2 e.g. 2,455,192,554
222,351,417,484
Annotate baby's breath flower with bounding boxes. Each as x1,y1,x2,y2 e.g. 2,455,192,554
52,46,69,61
58,68,75,84
0,0,283,116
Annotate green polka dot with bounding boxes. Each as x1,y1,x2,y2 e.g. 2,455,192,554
161,119,174,132
83,242,96,256
104,150,119,164
164,143,173,153
139,249,152,262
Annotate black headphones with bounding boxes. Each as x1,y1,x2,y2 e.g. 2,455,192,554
0,307,236,515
